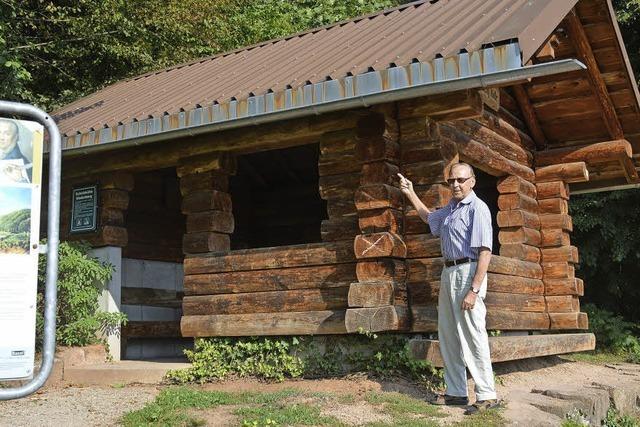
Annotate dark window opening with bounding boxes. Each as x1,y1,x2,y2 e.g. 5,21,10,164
230,144,328,249
473,169,500,255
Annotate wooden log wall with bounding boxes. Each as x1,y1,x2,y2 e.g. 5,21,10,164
123,169,184,262
536,162,589,330
178,152,235,255
346,107,409,332
56,171,133,247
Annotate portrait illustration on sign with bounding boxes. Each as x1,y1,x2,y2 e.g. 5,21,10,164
0,118,43,186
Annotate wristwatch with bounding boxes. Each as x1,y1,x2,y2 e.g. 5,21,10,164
470,287,480,294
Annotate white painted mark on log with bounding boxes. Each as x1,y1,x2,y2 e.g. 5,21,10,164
361,235,386,256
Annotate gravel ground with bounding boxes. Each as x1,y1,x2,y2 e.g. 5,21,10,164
0,385,159,427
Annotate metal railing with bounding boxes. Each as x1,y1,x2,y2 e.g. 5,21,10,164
0,101,60,400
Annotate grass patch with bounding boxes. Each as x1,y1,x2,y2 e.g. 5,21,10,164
452,408,507,427
235,403,343,426
365,391,442,418
121,387,300,427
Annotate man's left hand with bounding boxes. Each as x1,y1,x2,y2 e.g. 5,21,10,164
461,290,478,310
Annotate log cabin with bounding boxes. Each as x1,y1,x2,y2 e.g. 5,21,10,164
47,0,639,363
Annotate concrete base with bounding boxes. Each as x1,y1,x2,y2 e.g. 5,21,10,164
63,359,191,386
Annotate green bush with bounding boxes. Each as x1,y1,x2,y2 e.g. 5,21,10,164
165,333,441,384
36,241,127,347
584,303,640,363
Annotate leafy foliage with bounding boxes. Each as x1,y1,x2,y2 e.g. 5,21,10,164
36,241,126,347
0,208,29,233
570,190,640,322
613,0,640,84
165,333,441,385
0,0,404,111
583,304,640,363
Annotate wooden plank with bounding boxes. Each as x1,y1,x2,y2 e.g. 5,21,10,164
475,109,536,151
319,129,357,156
186,211,234,234
319,173,360,200
327,199,357,217
498,227,541,246
535,140,632,167
361,161,400,186
485,292,546,312
546,295,580,313
348,281,406,307
408,281,439,305
401,160,446,185
354,232,407,259
355,136,400,164
539,199,569,215
455,120,533,165
181,310,348,337
399,116,438,144
409,333,596,367
496,210,540,229
549,312,589,330
404,234,441,259
544,278,580,296
499,244,541,263
410,306,550,332
410,304,438,332
512,84,547,149
536,162,589,183
497,175,537,198
541,246,579,264
101,189,129,210
179,171,229,195
184,263,357,295
344,306,409,332
407,258,445,284
543,262,575,280
354,184,403,211
183,232,230,254
122,321,181,338
488,256,543,279
487,273,544,295
619,155,640,183
184,241,355,275
356,259,407,283
358,208,403,234
439,124,535,181
181,190,232,214
318,153,360,176
540,230,571,247
536,181,570,200
398,90,484,120
321,217,359,242
565,10,624,140
497,193,538,213
177,152,236,177
100,172,135,191
183,287,349,316
121,287,183,308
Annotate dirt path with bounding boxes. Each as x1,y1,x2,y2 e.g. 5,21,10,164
0,356,638,426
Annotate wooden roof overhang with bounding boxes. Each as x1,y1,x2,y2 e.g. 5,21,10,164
511,0,640,193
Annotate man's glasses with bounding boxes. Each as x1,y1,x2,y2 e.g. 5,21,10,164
447,176,473,185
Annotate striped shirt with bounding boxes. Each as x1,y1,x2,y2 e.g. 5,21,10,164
427,191,493,261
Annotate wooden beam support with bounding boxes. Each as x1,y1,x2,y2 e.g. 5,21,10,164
536,139,633,167
565,9,624,140
409,333,595,367
512,85,547,150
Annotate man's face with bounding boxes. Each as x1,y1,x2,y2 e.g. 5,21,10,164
0,121,18,152
448,165,475,201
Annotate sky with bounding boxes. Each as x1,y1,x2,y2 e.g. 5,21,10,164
0,186,31,216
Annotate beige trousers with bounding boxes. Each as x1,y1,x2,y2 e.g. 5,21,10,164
438,261,496,400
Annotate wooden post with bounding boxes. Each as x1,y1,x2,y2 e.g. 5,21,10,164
346,107,409,332
535,165,588,330
178,153,236,255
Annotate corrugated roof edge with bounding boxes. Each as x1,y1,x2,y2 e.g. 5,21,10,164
57,42,522,151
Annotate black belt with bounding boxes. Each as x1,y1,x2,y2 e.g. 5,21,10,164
444,257,475,267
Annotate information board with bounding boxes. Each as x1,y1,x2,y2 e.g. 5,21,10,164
0,118,44,380
70,185,98,233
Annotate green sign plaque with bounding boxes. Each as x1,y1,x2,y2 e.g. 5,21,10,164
70,185,98,233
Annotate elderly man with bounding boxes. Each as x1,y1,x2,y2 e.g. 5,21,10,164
0,118,30,183
398,163,499,414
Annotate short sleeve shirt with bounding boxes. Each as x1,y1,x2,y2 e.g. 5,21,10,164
427,191,493,260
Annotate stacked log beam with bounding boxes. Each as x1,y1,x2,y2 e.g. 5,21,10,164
178,153,236,255
345,108,409,333
60,171,133,247
536,162,589,330
318,128,360,241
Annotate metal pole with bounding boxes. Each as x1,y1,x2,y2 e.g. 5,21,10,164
0,100,60,400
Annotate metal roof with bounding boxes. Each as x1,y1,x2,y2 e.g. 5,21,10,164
52,0,578,149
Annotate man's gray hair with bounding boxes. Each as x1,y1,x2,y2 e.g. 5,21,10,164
449,162,475,177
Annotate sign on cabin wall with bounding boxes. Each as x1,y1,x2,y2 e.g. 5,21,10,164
70,185,98,234
0,117,44,380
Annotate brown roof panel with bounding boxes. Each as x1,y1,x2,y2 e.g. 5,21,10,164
53,0,579,142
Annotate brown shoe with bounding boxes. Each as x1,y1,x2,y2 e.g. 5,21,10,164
464,399,502,415
429,394,469,406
